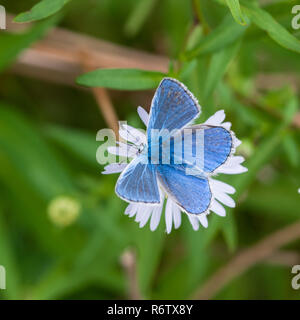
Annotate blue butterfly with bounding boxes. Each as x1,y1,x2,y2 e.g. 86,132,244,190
115,78,233,215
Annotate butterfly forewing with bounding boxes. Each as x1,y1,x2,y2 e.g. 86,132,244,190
147,78,200,137
115,157,161,203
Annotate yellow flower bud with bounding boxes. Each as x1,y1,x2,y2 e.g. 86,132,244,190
47,196,81,227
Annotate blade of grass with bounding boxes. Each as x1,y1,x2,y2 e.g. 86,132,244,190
14,0,70,23
77,68,165,90
242,1,300,54
282,135,300,168
225,0,247,25
183,14,247,60
202,40,240,101
124,0,158,37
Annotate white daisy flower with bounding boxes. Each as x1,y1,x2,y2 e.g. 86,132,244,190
102,106,247,233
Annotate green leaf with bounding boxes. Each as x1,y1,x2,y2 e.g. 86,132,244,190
185,25,203,51
183,15,247,60
0,15,59,72
225,0,247,25
202,41,240,101
14,0,70,23
242,1,300,54
282,95,299,124
77,68,165,90
124,0,158,37
282,135,300,167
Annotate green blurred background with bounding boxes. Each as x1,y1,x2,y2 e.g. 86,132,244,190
0,0,300,300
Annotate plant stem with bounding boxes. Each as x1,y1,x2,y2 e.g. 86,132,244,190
192,0,210,34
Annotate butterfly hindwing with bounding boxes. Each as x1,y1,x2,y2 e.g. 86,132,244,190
172,125,233,174
157,164,212,214
201,125,232,173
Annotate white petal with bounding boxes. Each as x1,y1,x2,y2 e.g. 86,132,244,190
210,178,236,194
125,203,139,217
214,192,235,208
107,143,137,158
216,164,248,174
165,198,173,234
187,214,200,231
117,141,139,156
135,205,144,222
102,163,127,174
107,146,118,155
150,204,163,231
233,136,242,148
119,124,147,145
198,214,208,228
298,188,300,194
211,199,226,217
139,206,152,228
125,204,133,216
172,204,182,229
119,128,133,143
225,156,245,167
204,110,225,126
137,106,149,126
222,122,231,130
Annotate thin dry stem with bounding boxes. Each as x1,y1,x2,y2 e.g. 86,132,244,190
80,52,119,136
121,249,143,300
92,87,119,136
7,14,169,86
192,221,300,300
